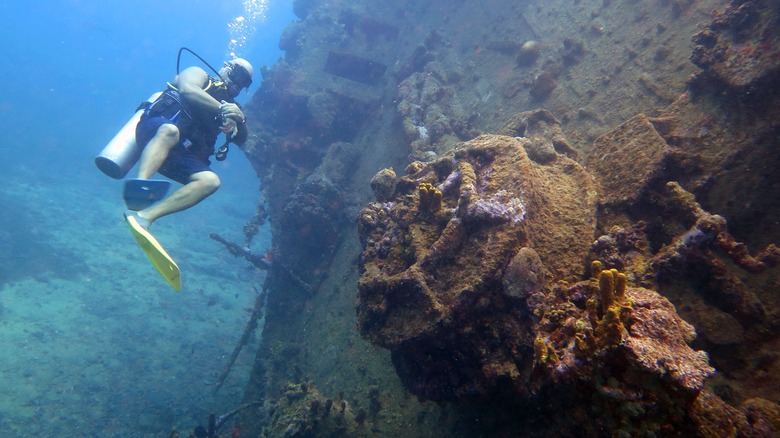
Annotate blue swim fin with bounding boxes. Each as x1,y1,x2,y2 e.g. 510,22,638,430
123,178,171,211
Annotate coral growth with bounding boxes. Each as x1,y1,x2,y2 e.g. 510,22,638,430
370,168,397,202
274,175,347,287
527,261,716,433
417,182,443,214
358,133,597,400
587,262,632,349
356,106,780,433
691,0,780,89
259,383,365,437
517,40,541,66
499,109,578,163
533,336,558,367
529,70,558,101
395,41,479,160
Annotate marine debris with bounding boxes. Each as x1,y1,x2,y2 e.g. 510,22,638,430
214,286,268,394
209,233,272,270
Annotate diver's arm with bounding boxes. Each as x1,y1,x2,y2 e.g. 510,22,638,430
177,66,221,115
219,101,247,142
219,101,245,124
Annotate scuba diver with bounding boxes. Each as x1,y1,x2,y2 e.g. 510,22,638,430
94,49,255,290
123,55,254,229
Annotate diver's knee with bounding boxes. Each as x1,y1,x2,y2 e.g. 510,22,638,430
154,124,180,146
198,172,221,193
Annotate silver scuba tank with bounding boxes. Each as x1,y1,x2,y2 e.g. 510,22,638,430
95,92,163,179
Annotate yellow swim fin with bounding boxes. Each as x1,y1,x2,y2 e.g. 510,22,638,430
125,214,182,291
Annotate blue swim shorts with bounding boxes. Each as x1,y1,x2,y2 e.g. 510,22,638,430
136,116,212,185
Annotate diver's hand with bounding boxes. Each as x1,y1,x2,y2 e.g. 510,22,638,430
220,117,239,139
219,100,245,124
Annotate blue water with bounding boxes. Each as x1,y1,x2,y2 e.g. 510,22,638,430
0,1,294,436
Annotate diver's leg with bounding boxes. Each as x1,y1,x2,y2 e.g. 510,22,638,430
138,171,221,224
137,123,180,179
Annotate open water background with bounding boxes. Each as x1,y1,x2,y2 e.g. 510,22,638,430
0,1,294,436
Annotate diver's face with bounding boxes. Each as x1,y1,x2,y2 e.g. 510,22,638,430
224,61,252,96
227,81,241,98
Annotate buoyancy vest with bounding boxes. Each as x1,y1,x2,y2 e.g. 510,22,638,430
142,76,237,158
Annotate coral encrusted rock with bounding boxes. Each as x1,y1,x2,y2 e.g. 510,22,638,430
357,134,597,400
622,287,715,392
260,382,364,438
690,0,780,90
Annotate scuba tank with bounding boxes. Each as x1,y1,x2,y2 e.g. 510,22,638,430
95,92,162,179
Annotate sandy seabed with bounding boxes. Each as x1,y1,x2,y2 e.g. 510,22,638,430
0,160,267,437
